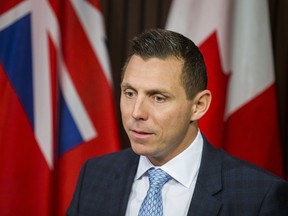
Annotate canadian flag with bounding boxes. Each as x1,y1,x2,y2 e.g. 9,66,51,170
0,0,120,215
166,0,284,177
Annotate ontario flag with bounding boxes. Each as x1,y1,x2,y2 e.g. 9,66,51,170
0,0,120,215
166,0,284,177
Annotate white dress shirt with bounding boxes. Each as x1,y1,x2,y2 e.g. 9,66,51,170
125,131,203,216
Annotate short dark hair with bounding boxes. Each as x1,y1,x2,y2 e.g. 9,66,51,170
122,28,207,100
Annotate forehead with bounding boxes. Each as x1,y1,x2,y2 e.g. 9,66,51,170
122,55,184,90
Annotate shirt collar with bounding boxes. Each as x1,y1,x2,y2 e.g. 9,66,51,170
135,130,203,188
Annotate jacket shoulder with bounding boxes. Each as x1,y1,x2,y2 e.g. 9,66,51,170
84,148,139,175
219,148,284,182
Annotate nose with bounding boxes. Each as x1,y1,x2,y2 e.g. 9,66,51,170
132,96,148,121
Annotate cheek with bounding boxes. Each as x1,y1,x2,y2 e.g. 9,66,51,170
120,102,129,126
154,113,178,134
120,99,131,116
159,107,191,134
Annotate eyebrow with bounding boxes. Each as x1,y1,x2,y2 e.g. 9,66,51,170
120,82,132,89
120,82,172,96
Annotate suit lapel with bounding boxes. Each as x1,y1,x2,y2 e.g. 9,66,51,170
111,149,139,216
187,136,223,216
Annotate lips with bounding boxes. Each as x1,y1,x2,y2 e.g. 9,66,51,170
129,129,154,140
132,129,151,134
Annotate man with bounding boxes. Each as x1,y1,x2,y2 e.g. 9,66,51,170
67,29,288,216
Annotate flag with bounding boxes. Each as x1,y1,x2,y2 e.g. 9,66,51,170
0,0,120,215
166,0,284,177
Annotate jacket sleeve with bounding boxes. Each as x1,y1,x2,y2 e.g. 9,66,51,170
66,161,88,216
258,179,288,215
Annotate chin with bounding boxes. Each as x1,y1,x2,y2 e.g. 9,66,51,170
130,142,151,156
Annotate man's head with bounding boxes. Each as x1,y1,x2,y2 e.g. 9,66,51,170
122,28,207,100
120,29,211,165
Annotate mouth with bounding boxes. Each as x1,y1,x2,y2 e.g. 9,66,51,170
129,129,154,140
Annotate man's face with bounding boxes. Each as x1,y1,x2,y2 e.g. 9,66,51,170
120,55,196,165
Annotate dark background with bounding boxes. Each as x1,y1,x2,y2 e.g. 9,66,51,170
100,0,288,178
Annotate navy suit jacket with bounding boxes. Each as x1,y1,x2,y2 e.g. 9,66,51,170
67,137,288,215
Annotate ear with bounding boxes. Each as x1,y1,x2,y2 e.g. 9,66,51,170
190,90,212,122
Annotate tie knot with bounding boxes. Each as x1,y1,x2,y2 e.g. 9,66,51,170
147,168,171,189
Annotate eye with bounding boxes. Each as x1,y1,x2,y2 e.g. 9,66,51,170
153,95,166,103
123,89,136,98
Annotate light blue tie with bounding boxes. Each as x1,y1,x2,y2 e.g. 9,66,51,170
138,168,171,216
